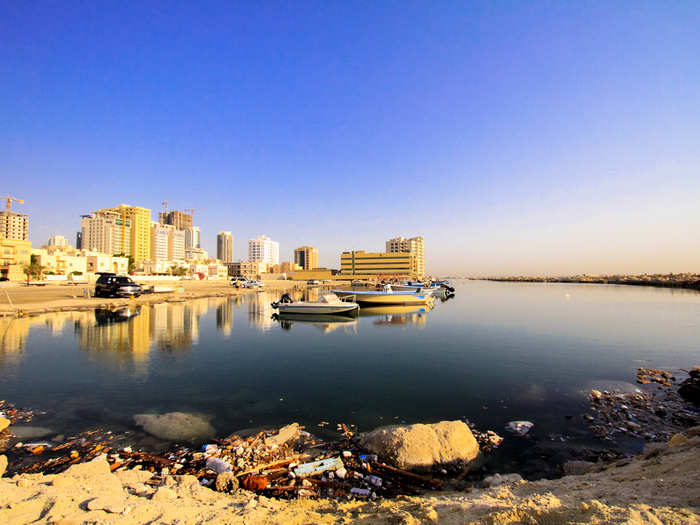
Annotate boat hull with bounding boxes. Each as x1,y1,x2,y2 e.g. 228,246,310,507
276,303,359,315
333,290,433,306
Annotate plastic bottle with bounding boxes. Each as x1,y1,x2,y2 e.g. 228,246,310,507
205,457,233,474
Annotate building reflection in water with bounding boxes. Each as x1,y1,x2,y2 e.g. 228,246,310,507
216,298,234,336
248,292,275,332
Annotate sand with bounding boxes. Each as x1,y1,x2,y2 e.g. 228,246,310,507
0,434,698,524
0,279,312,317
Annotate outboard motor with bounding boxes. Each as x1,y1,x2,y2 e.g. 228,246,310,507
271,292,294,309
441,283,456,293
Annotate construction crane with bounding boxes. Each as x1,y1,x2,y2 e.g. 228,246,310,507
161,201,169,213
1,194,24,213
185,208,196,220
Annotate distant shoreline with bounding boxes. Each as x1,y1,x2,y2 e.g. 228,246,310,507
477,274,700,291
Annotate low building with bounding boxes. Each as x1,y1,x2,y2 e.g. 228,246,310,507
226,261,269,280
289,268,334,281
0,238,31,280
32,248,88,276
340,250,417,278
85,253,128,274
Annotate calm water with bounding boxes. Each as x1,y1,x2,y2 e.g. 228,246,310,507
1,280,699,468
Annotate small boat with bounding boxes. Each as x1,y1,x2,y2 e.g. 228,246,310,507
332,285,434,306
271,293,359,315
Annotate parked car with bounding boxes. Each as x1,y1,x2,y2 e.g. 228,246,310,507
230,277,250,288
243,280,264,289
94,273,143,298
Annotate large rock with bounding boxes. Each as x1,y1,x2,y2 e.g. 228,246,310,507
133,412,216,443
678,369,700,405
360,420,479,470
0,455,7,477
0,416,10,433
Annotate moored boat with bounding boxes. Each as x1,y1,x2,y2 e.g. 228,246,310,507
271,293,359,315
332,285,434,306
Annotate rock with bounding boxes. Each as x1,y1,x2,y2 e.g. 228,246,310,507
688,436,700,447
9,426,54,439
483,473,523,487
215,471,239,492
359,420,479,470
642,442,669,459
0,416,10,433
0,454,7,477
151,487,176,501
667,434,688,447
87,496,126,514
133,412,216,442
686,425,700,437
678,369,700,405
264,423,299,448
64,454,111,477
590,390,602,400
562,460,596,476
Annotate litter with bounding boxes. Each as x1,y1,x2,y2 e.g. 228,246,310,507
505,421,534,435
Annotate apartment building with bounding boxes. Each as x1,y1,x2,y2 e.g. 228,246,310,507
0,238,31,280
98,205,152,262
386,236,425,277
248,235,279,265
81,211,131,255
159,209,193,231
217,232,233,263
293,245,318,270
0,212,29,241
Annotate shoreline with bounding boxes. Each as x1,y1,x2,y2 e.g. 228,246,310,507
480,275,700,291
0,280,320,318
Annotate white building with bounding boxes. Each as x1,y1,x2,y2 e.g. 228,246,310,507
170,228,186,261
150,222,171,262
185,226,200,251
386,235,425,278
248,235,279,265
81,211,131,256
47,235,68,248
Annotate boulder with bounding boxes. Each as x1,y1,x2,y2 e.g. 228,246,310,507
562,460,596,476
360,420,479,470
0,416,10,433
265,423,299,448
678,369,700,405
133,412,216,443
687,425,700,438
0,454,7,477
642,442,669,459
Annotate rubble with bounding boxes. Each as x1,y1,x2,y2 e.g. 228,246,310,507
585,367,700,442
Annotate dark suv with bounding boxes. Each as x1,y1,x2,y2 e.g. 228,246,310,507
94,273,142,298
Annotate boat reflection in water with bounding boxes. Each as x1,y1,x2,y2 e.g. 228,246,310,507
272,312,359,334
359,305,431,326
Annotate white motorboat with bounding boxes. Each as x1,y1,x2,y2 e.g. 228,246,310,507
271,293,359,315
333,285,435,306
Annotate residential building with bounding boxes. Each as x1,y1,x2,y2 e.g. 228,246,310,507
185,227,200,251
386,236,425,277
170,228,186,261
150,222,171,262
85,253,128,274
98,205,152,262
340,250,416,277
81,211,131,256
32,248,88,276
217,232,233,263
294,245,318,270
226,261,269,280
0,238,31,280
159,210,193,231
47,235,68,248
0,212,29,241
248,235,279,265
185,247,208,261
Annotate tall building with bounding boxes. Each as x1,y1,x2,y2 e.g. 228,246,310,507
98,205,152,262
294,245,318,270
159,210,193,231
0,212,29,241
170,228,186,261
248,235,279,265
75,232,82,249
217,232,233,263
47,235,68,248
386,236,425,277
81,211,131,255
150,222,171,262
185,226,200,251
340,250,416,277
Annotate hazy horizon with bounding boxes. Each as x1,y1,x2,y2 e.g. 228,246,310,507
3,2,698,275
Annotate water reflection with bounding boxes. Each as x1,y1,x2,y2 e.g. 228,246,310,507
274,313,359,334
359,305,430,327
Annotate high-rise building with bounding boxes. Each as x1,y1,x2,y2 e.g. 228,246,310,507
159,210,193,231
248,235,279,265
81,211,131,255
386,236,425,277
185,227,200,251
76,232,82,249
217,232,233,263
294,245,318,270
0,212,29,241
340,250,416,277
150,222,171,262
47,235,68,248
170,228,186,261
98,205,152,262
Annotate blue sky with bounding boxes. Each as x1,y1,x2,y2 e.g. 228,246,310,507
2,1,699,275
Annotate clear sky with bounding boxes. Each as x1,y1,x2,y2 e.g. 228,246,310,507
2,1,699,275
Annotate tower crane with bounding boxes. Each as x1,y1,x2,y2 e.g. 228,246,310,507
1,194,24,213
161,201,169,213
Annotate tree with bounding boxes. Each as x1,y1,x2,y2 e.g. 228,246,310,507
23,255,45,281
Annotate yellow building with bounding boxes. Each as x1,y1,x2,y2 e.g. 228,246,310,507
0,238,31,281
340,250,416,277
99,205,152,262
294,246,318,270
386,236,425,278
